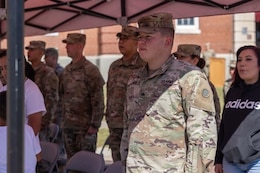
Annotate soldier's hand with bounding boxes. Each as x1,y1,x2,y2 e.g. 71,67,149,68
87,126,98,134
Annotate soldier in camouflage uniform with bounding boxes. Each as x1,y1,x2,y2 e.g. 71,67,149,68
44,47,66,159
26,41,59,141
174,44,221,131
223,59,236,99
44,47,64,126
45,48,64,77
60,33,105,159
105,26,145,162
121,13,217,173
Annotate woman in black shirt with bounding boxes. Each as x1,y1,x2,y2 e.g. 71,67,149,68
215,45,260,173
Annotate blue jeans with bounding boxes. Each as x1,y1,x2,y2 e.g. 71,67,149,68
223,157,260,173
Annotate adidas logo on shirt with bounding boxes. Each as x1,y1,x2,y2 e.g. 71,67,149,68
225,99,260,110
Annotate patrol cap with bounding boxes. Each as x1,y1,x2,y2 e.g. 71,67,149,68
174,44,205,69
137,13,174,34
116,26,138,39
229,60,236,68
62,33,86,44
25,41,46,50
174,44,201,57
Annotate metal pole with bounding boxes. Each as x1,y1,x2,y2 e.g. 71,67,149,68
7,0,25,173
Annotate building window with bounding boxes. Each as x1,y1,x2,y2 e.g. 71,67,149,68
44,32,59,36
175,17,201,34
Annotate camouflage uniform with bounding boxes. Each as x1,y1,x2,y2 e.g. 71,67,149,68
173,44,221,131
60,57,105,159
121,56,217,173
106,52,145,161
223,60,236,99
208,81,221,131
223,78,232,96
34,62,59,141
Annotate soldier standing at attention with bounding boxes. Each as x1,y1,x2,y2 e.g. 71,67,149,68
60,33,105,159
121,13,217,172
44,47,64,77
223,59,236,98
174,44,221,131
26,41,59,141
105,26,145,162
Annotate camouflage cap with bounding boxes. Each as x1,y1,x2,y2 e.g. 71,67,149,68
116,26,138,39
137,13,174,34
174,44,201,58
174,44,205,69
62,33,86,44
229,60,236,68
25,41,46,50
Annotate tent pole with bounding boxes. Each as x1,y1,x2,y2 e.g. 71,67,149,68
7,0,25,173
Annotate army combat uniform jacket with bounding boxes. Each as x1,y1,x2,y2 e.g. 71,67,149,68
60,57,105,130
122,56,217,173
106,53,145,129
34,62,59,129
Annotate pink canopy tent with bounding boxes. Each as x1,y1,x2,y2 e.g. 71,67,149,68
1,0,260,38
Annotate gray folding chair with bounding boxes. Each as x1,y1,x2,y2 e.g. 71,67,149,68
48,123,59,143
39,141,59,173
104,161,123,173
63,150,105,173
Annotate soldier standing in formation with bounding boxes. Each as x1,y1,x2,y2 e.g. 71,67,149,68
105,26,145,162
26,41,59,141
60,33,105,159
121,13,217,172
44,47,64,77
174,44,221,131
44,47,65,160
223,59,236,98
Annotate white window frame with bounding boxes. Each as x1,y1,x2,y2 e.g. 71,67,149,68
175,17,201,34
44,32,59,36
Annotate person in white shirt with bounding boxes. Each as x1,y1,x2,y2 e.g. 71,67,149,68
0,91,41,173
0,50,46,135
0,50,46,161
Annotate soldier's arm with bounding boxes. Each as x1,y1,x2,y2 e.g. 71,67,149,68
120,102,128,173
42,71,59,129
209,81,221,131
181,71,217,173
105,65,113,125
88,67,105,129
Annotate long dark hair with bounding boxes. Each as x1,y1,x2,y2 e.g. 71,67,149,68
0,91,7,121
232,45,260,87
24,57,35,81
0,50,35,82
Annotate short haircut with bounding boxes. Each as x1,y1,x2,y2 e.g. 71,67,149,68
0,91,7,121
160,28,175,38
45,48,59,59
